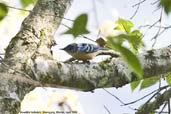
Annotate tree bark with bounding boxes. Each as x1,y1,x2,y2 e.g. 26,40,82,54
4,0,72,70
20,45,171,90
0,73,39,114
0,0,72,113
1,0,171,113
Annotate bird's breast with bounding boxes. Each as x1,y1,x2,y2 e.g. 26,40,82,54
71,52,98,60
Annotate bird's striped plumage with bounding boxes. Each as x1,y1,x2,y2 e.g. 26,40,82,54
61,43,101,60
77,43,99,53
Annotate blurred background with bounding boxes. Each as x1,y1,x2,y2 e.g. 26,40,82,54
0,0,171,114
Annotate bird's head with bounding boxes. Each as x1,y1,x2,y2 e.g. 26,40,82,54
60,43,77,54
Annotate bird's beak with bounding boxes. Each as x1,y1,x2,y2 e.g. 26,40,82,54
59,48,65,50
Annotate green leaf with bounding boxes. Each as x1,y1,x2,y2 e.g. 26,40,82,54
0,2,8,21
127,30,143,53
140,76,160,90
63,13,89,37
130,80,141,91
20,0,35,8
114,18,134,33
115,30,142,53
166,73,171,85
106,38,143,78
160,0,171,14
119,46,143,78
106,37,120,51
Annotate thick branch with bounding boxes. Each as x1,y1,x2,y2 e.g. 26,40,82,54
32,46,171,90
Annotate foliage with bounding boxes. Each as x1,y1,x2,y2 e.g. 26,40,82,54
20,0,36,8
140,76,160,90
166,73,171,85
114,18,143,53
130,80,141,91
107,18,143,78
63,13,89,37
130,76,161,91
160,0,171,14
0,2,8,21
114,18,133,33
0,0,36,22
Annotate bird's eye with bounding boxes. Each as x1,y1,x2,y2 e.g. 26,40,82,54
82,43,87,46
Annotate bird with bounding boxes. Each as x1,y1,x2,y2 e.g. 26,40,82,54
61,43,103,61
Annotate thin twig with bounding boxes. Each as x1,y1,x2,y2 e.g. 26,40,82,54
159,77,161,89
139,25,171,29
44,14,74,22
151,0,160,5
168,99,171,114
6,5,74,22
122,89,157,106
153,6,162,13
130,0,141,19
103,88,126,105
92,0,99,28
151,9,163,47
148,20,160,29
0,53,5,55
139,25,169,46
122,85,169,106
62,23,97,43
132,0,147,7
80,35,97,43
138,9,165,48
7,5,32,12
97,50,120,58
104,105,112,114
159,102,168,114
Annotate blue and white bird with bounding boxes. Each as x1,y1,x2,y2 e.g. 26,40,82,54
61,43,103,60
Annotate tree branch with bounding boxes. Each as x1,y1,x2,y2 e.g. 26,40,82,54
135,87,171,114
31,45,171,90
